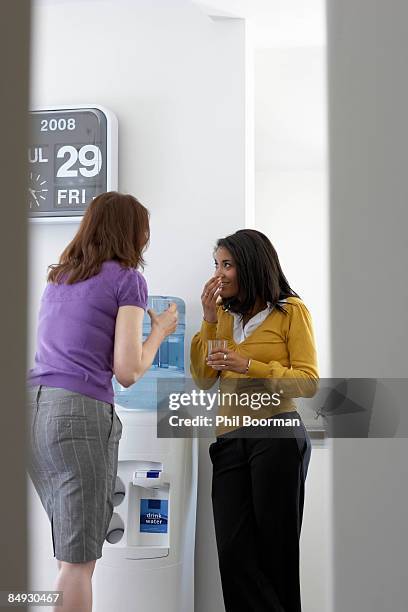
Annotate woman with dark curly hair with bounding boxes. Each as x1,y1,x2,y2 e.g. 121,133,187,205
190,229,318,612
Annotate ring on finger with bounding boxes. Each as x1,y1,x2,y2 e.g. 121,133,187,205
223,353,227,360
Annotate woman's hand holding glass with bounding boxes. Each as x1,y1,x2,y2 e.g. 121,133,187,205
207,346,249,374
148,302,178,338
201,275,222,323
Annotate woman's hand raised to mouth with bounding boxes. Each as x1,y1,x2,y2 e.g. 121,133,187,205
201,275,222,323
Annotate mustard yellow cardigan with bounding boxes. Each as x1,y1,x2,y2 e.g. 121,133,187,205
190,297,319,434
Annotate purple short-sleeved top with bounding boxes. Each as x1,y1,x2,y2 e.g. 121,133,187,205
27,260,148,404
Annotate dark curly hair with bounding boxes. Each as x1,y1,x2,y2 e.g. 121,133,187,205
215,229,299,316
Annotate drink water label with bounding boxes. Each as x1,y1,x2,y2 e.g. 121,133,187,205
140,499,169,533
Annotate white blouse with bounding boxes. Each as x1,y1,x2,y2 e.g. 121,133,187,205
229,299,289,344
230,302,274,344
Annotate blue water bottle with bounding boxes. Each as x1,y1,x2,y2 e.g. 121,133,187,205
113,296,185,410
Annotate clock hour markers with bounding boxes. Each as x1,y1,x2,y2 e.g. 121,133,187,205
28,172,48,209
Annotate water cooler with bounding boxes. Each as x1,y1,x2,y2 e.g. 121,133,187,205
93,297,197,612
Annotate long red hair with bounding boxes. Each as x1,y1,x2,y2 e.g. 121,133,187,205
47,191,150,284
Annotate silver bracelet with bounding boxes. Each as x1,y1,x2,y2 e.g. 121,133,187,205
244,359,251,374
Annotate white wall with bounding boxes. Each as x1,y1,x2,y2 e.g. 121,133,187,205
254,46,329,376
254,45,332,612
29,2,245,611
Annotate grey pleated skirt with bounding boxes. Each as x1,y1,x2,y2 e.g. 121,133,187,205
26,385,122,563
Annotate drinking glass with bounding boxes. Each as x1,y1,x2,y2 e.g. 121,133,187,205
151,298,170,313
207,339,228,359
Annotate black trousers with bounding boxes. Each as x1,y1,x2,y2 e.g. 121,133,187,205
209,413,312,612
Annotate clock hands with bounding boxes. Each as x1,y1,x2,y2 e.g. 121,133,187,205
28,173,48,208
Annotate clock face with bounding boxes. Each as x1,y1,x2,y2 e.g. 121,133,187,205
28,171,48,209
28,108,113,218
